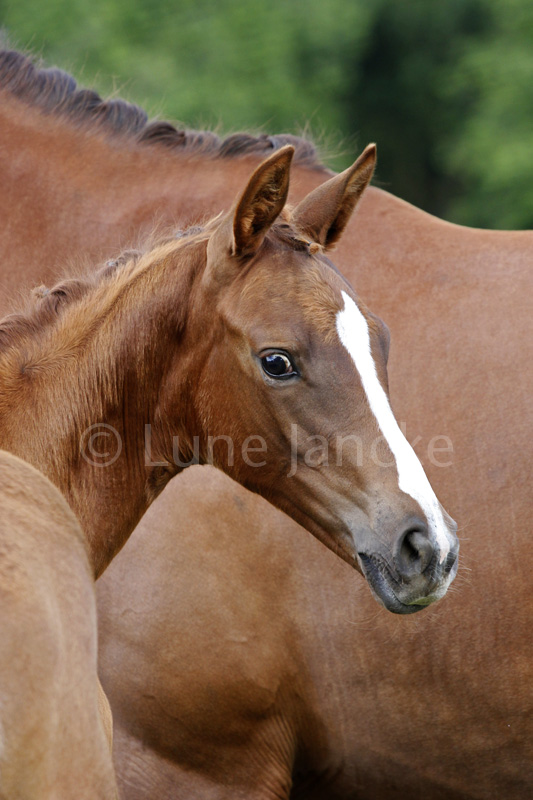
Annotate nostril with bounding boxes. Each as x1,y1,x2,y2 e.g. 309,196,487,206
444,548,458,574
396,525,433,578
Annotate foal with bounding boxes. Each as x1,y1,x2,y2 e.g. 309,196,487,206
0,144,457,609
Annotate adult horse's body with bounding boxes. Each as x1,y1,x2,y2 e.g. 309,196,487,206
0,450,116,798
1,51,531,797
99,458,533,800
0,52,463,793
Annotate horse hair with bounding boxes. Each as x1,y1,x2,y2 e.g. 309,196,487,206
0,218,313,354
0,252,144,352
0,277,102,352
0,49,321,168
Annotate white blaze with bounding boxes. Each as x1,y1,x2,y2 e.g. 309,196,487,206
336,291,451,563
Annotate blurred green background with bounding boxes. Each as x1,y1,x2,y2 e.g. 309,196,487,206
2,0,533,228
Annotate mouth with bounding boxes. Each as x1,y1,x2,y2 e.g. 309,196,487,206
357,553,430,615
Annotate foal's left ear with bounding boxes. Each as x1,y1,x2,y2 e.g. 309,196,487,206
291,143,376,249
231,145,294,258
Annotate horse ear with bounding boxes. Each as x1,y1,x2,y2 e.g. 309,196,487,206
291,144,376,249
231,145,294,258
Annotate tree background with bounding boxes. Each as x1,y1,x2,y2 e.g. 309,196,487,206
2,0,532,228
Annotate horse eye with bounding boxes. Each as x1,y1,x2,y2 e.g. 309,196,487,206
261,352,297,379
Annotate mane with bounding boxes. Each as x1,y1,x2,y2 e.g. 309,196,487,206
0,237,185,356
0,49,323,169
0,218,317,356
0,265,127,355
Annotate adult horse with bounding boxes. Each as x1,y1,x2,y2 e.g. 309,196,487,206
0,126,459,794
0,450,116,798
1,50,531,797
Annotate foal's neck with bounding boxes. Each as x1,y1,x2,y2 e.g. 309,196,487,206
0,239,202,577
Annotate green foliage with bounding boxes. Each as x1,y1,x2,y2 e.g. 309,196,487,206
1,0,370,136
1,0,533,228
439,0,533,228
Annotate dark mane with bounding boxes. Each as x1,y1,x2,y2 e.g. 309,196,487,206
0,49,322,169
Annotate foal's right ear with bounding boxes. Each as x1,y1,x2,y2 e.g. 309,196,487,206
206,145,294,282
231,145,294,258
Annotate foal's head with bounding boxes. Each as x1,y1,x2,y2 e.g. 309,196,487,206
163,145,459,612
